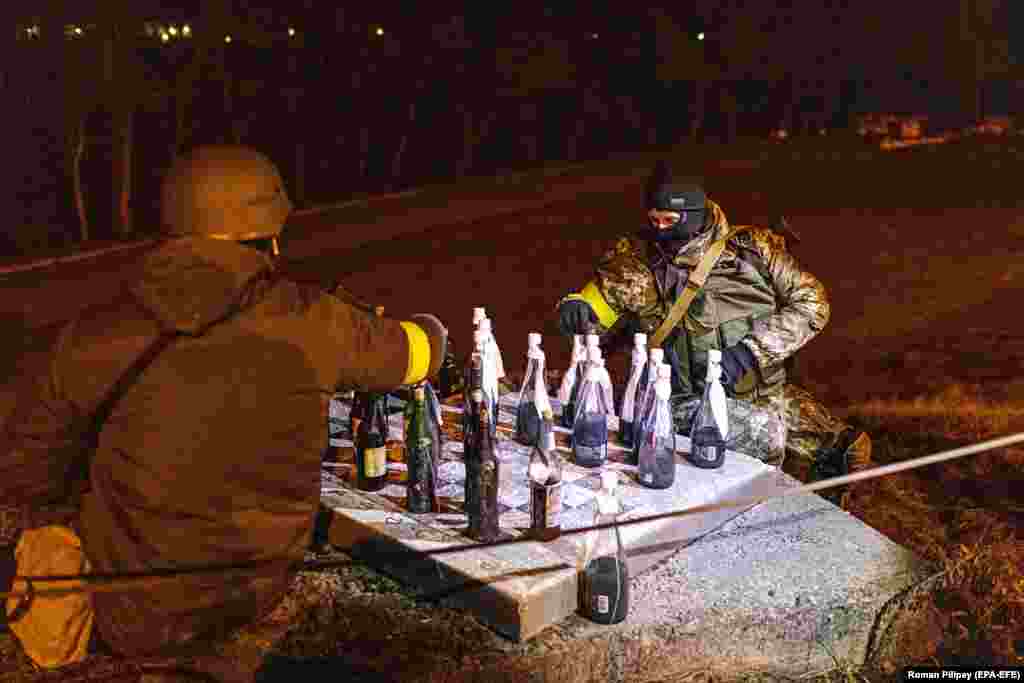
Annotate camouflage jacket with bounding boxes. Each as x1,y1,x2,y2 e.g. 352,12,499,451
562,200,830,400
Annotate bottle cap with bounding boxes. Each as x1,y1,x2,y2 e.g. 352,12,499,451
650,348,665,364
586,334,600,347
473,307,486,324
658,364,672,379
528,332,542,347
708,348,722,364
374,305,385,317
587,346,602,362
601,470,618,493
634,332,647,346
479,318,492,334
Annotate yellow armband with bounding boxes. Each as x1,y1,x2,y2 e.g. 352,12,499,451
399,321,431,385
578,280,620,329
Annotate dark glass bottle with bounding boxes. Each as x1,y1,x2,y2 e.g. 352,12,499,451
529,411,562,542
558,335,584,429
466,385,501,542
631,348,664,466
462,330,489,444
355,393,389,491
405,384,438,513
437,339,459,399
572,348,610,469
580,471,629,624
515,333,549,447
688,349,729,470
636,364,677,489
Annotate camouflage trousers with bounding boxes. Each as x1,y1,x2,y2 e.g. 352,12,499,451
671,383,853,470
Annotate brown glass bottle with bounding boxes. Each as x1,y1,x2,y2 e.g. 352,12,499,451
466,386,500,542
529,412,562,541
355,392,389,491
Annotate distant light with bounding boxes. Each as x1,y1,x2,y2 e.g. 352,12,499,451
697,32,705,41
224,34,232,43
375,27,384,36
182,24,191,37
73,26,83,35
288,27,296,37
168,25,178,36
591,32,599,39
160,32,170,42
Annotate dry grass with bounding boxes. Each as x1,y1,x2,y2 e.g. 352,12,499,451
839,383,1024,669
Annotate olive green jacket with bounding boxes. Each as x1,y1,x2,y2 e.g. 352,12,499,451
563,200,830,400
0,237,433,656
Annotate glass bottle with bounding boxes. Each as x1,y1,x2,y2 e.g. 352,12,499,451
580,471,629,624
637,363,677,489
619,333,648,449
572,346,611,468
689,348,730,470
355,392,389,491
466,383,501,542
529,410,562,542
462,342,486,515
462,329,490,442
558,334,585,428
405,384,439,513
631,348,665,465
515,332,551,446
437,338,459,399
478,318,501,431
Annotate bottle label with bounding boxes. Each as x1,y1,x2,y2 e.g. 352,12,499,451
546,482,561,528
364,447,387,478
596,594,610,614
531,481,562,530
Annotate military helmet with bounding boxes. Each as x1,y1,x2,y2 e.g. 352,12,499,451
160,145,293,252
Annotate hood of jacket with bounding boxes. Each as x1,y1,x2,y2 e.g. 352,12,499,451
131,237,274,336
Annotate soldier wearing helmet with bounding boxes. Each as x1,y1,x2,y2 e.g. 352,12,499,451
1,145,449,669
556,162,871,486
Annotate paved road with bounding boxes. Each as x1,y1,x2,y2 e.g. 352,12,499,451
3,140,1023,422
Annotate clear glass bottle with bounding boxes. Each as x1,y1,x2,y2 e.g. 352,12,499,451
515,333,551,446
637,364,677,489
558,334,585,428
581,471,629,624
689,348,730,470
355,392,389,491
529,410,562,542
631,348,665,465
405,384,439,513
619,333,648,449
572,346,611,468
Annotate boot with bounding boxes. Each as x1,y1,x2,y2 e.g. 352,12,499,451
812,429,873,506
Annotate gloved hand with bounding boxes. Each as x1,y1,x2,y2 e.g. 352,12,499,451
409,314,448,381
558,298,599,337
719,342,758,390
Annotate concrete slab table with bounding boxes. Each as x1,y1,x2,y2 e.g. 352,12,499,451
321,392,791,642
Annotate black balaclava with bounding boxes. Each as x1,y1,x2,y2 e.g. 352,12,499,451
640,163,708,243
